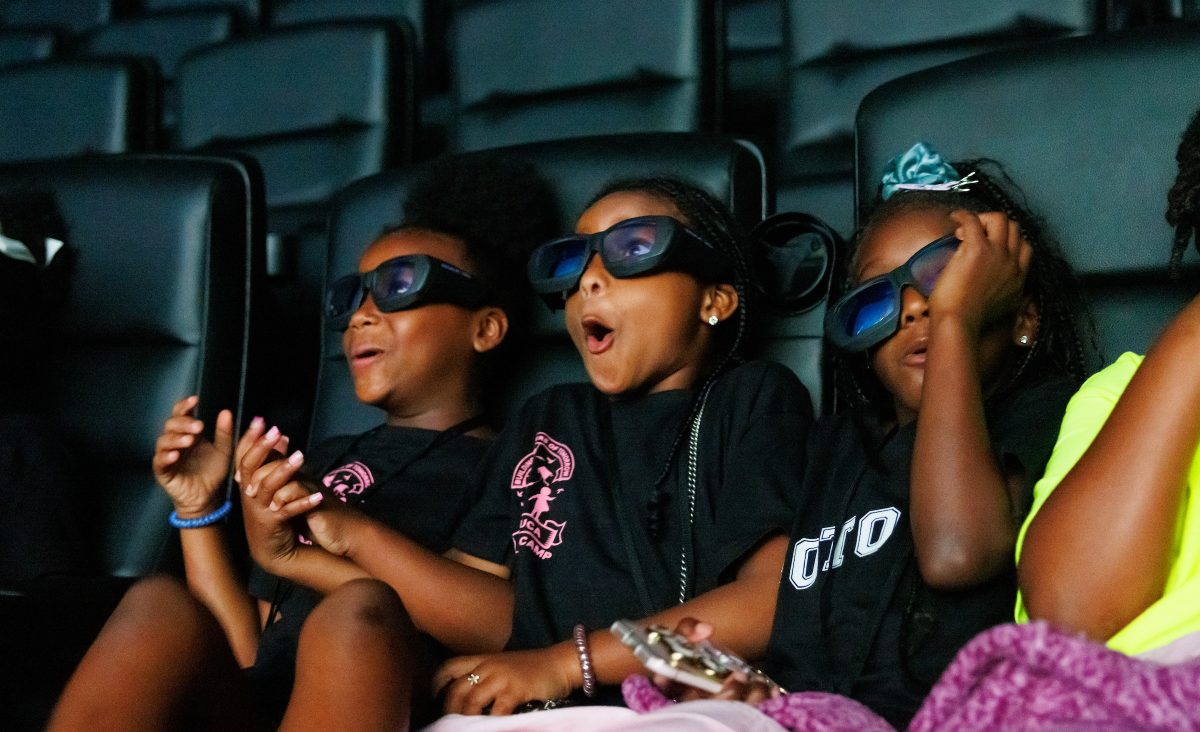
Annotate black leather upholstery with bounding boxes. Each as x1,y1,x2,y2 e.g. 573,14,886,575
0,0,130,34
449,0,717,152
142,0,260,23
176,22,413,209
0,154,259,577
272,0,424,49
309,133,767,444
786,2,1094,65
0,59,156,163
0,29,55,69
81,9,236,142
856,23,1200,360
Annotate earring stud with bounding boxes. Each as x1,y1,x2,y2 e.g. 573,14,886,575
707,315,719,326
1018,335,1029,345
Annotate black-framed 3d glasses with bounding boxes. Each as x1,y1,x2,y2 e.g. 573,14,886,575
325,254,487,330
824,235,960,352
526,215,731,309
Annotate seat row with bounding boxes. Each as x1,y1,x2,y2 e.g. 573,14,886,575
1,19,1196,586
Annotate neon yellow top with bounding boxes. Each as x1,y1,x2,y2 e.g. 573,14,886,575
1014,352,1200,654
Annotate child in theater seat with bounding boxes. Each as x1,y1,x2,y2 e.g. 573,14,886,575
48,154,559,730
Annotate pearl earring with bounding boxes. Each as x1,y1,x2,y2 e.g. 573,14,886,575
1018,335,1029,345
707,315,719,326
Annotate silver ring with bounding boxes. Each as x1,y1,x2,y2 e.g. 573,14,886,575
466,673,481,685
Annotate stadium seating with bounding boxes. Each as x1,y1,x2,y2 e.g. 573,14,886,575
80,8,236,144
309,132,770,443
448,0,719,152
856,22,1200,361
140,0,260,24
778,0,1098,236
0,59,157,163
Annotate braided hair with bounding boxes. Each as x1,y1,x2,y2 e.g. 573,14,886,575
836,160,1095,416
583,176,753,549
1167,109,1200,278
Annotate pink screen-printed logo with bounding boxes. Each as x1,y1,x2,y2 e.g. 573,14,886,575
510,432,574,559
298,461,375,546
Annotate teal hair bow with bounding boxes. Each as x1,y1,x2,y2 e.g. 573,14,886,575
880,142,967,200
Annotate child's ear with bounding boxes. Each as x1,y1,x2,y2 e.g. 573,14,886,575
1011,296,1039,347
700,283,739,326
471,306,509,354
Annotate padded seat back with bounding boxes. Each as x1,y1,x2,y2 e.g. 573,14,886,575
1,0,129,34
142,0,260,24
450,0,718,152
176,22,412,209
0,59,156,163
0,155,258,577
82,9,236,142
0,29,56,69
310,133,766,444
856,23,1200,361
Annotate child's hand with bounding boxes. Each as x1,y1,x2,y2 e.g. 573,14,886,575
237,425,311,570
152,396,234,517
649,618,782,705
433,644,579,716
270,489,359,558
928,210,1032,333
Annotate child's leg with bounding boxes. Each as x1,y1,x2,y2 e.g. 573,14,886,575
46,575,263,731
281,578,431,732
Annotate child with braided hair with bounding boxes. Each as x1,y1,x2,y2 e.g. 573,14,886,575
629,142,1093,730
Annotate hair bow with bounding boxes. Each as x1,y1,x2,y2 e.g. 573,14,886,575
880,142,974,200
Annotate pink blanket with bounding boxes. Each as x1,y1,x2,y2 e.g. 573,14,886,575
623,622,1200,731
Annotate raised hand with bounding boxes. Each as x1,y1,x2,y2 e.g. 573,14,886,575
236,422,314,571
928,210,1032,334
152,396,235,517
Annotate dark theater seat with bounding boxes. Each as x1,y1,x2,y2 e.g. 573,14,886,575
0,154,259,578
449,0,719,152
309,133,768,444
856,22,1200,361
0,29,55,69
0,59,156,163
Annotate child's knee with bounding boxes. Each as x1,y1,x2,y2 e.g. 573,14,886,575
113,575,221,647
300,579,413,652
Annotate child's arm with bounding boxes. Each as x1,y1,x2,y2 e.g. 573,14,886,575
911,211,1033,589
431,533,787,716
1019,296,1200,641
152,396,261,666
240,438,514,654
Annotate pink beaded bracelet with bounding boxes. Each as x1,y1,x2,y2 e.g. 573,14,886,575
573,623,596,697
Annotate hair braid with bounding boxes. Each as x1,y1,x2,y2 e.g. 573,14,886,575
1166,109,1200,279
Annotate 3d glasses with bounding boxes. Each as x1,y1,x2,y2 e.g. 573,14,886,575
824,235,960,352
527,215,731,308
325,254,487,330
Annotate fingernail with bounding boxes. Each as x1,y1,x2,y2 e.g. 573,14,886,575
245,483,257,497
310,493,324,505
264,426,279,441
287,450,304,466
269,500,280,511
234,469,241,483
250,416,264,429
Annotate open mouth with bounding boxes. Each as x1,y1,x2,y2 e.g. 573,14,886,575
581,316,615,354
349,345,384,366
902,339,928,366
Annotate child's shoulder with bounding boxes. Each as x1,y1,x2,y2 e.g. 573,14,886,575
711,359,811,405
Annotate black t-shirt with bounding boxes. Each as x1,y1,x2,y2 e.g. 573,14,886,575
246,424,488,715
452,360,812,666
764,374,1077,729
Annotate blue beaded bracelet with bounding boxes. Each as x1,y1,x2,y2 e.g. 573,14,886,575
169,499,233,529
